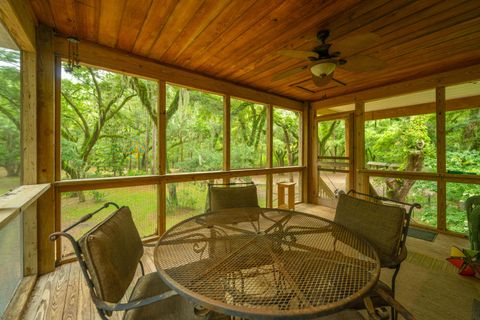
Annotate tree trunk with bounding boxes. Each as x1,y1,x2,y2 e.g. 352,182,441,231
385,150,424,201
168,184,178,206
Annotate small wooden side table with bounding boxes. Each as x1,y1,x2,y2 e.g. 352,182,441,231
277,182,296,210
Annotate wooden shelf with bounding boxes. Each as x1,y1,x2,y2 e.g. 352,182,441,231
0,184,50,229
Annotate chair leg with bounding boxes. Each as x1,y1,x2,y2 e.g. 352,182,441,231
391,265,401,320
139,260,145,276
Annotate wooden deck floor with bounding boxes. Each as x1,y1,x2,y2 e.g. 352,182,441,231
24,204,479,320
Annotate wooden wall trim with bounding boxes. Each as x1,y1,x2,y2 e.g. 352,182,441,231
365,95,480,121
311,64,480,110
55,167,305,192
0,0,36,52
53,36,304,111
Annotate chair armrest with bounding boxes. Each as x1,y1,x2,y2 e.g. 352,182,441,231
143,242,156,248
92,290,178,312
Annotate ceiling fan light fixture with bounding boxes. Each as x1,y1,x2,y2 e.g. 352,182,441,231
310,62,336,77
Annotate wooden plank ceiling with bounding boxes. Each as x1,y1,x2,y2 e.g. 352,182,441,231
30,0,480,102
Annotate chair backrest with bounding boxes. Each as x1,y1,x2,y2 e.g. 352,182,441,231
78,206,144,303
466,196,480,250
334,193,407,266
206,183,259,213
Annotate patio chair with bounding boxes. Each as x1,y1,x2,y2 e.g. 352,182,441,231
50,202,224,320
333,190,420,320
466,195,480,250
205,182,260,213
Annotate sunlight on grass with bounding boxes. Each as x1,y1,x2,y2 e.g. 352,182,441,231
61,185,158,257
0,176,20,196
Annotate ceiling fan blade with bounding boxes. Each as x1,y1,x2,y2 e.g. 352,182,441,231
331,32,381,57
277,49,319,60
339,54,386,72
312,74,333,87
332,77,346,86
271,66,308,81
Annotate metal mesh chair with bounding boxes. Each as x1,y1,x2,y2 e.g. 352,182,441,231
50,202,224,320
334,190,420,320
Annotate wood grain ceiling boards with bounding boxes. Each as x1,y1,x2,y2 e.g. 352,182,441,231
30,0,480,102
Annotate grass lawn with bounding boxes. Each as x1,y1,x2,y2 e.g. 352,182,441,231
61,183,209,256
0,176,20,196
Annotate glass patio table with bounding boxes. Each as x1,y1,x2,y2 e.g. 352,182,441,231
154,207,380,319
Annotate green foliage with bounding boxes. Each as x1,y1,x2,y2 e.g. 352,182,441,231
89,190,106,203
365,114,436,171
317,120,345,157
273,109,300,167
0,48,21,194
61,64,158,179
230,99,267,169
166,85,223,172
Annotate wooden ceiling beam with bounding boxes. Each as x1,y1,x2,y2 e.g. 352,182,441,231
53,35,304,110
311,63,480,110
364,95,480,121
0,0,37,51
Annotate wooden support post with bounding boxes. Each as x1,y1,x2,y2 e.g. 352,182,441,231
36,25,56,274
223,95,231,184
266,174,273,208
23,203,37,275
21,51,38,275
301,102,308,203
436,86,447,231
347,113,355,191
54,56,61,181
158,81,166,235
21,51,37,185
267,104,273,168
266,104,273,207
308,103,318,203
354,100,367,193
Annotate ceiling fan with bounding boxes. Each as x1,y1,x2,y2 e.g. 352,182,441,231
272,30,386,87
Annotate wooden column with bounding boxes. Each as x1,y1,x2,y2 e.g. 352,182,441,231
301,102,308,203
158,81,167,235
266,104,273,207
36,25,56,274
354,100,367,193
21,51,38,275
307,103,318,203
347,113,355,191
223,95,231,184
436,86,447,231
21,51,37,185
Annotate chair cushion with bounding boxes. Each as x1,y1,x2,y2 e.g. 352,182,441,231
79,206,144,303
209,185,259,212
124,272,197,320
334,194,406,266
124,272,229,320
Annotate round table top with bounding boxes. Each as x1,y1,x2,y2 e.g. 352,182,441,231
154,208,380,319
